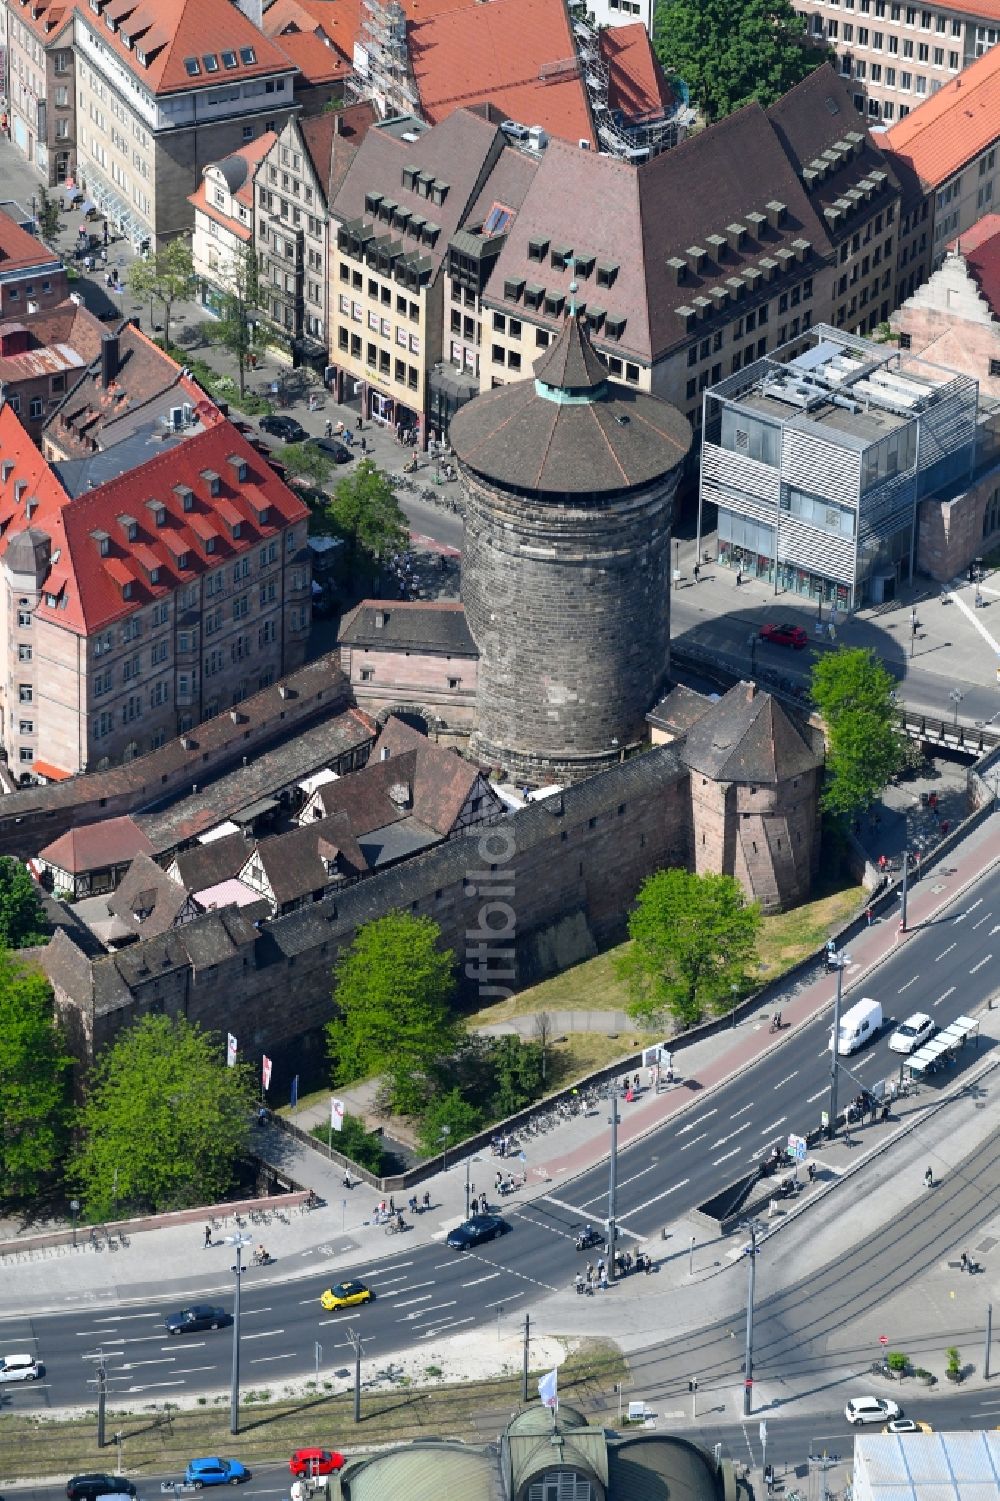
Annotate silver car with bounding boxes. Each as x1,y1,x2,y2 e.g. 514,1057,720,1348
888,1012,935,1054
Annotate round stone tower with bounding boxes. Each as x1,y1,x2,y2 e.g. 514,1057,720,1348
450,313,691,784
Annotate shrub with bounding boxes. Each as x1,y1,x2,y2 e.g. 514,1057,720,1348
886,1350,909,1374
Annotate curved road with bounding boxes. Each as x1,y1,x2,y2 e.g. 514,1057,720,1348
3,853,999,1410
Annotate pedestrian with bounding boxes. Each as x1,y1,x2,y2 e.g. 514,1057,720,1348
633,1072,640,1092
960,1250,969,1271
495,1170,503,1191
204,1224,212,1248
735,569,742,587
599,1266,608,1290
693,562,701,583
422,1189,430,1211
359,434,366,454
324,419,333,437
388,1194,395,1215
866,905,873,926
356,413,363,430
941,820,950,836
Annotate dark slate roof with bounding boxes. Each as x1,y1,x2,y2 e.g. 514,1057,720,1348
647,683,715,735
680,682,823,784
39,815,154,874
607,1434,727,1501
170,831,251,893
337,600,478,657
377,716,495,832
533,312,608,391
108,851,190,938
245,812,367,906
450,316,691,496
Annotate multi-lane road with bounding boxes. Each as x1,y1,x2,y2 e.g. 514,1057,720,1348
2,848,998,1415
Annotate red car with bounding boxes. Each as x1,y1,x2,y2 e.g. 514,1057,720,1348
289,1449,345,1478
759,622,808,650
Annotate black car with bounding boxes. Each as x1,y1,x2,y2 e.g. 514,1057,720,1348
67,1477,137,1501
259,414,307,443
164,1304,229,1336
305,436,353,464
446,1214,509,1250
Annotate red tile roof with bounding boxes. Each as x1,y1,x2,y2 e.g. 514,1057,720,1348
9,0,75,45
38,814,154,873
601,22,672,123
0,403,308,636
262,0,362,60
0,299,106,386
75,0,295,97
882,43,1000,189
950,211,1000,316
408,0,598,148
274,28,351,83
0,206,64,276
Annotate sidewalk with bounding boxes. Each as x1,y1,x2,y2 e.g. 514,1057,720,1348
4,808,998,1319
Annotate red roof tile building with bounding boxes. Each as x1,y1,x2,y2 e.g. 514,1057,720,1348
0,347,312,777
0,298,107,443
0,206,68,316
4,0,77,186
883,42,1000,296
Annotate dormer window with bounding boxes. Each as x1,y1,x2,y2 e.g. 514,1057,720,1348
239,45,256,63
177,550,189,570
174,484,194,511
252,501,270,524
221,49,237,67
226,454,248,483
118,513,138,542
14,480,27,503
203,53,219,72
184,56,200,75
527,236,549,263
135,46,147,64
146,499,166,527
1,461,13,483
91,529,110,556
596,260,619,288
201,469,221,498
205,536,216,554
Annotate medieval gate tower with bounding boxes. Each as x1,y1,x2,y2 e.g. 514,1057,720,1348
450,312,692,784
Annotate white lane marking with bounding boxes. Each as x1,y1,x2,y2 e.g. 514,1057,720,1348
433,1260,460,1270
541,1193,609,1222
617,1180,690,1219
419,1318,475,1338
936,943,957,962
710,1123,752,1148
377,1281,436,1298
462,1272,503,1287
991,925,1000,937
967,897,984,913
970,954,992,975
773,1071,799,1089
676,1109,718,1135
241,1329,284,1340
731,1104,754,1119
171,1365,216,1376
972,914,991,929
807,1089,826,1103
394,1295,434,1310
87,1313,162,1322
118,1359,174,1370
361,1260,413,1277
898,977,918,993
409,1302,458,1320
933,987,956,1008
250,1353,295,1364
486,1293,523,1307
758,1117,787,1136
713,1148,741,1166
679,1132,708,1152
124,1381,185,1393
317,1313,361,1326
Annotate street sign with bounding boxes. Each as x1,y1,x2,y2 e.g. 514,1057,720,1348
759,1420,768,1442
879,1334,889,1347
787,1133,807,1163
820,1110,829,1128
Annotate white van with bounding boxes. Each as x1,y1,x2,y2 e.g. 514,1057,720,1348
829,997,882,1056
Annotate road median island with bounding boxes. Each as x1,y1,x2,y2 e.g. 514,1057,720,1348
0,1340,626,1482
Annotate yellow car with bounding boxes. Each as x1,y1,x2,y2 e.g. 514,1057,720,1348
320,1279,373,1312
883,1419,933,1434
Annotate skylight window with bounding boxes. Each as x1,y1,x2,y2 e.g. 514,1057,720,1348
239,45,256,64
203,53,219,72
483,203,513,236
184,56,200,75
221,48,237,67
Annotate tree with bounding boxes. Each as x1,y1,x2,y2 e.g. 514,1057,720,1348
276,441,334,493
36,187,61,244
311,1111,383,1174
417,1086,483,1157
653,0,830,122
0,955,73,1202
809,647,907,816
327,912,458,1115
202,243,263,399
533,1011,553,1083
618,868,762,1027
489,1034,544,1119
324,460,409,583
127,238,195,348
70,1015,255,1219
0,857,48,948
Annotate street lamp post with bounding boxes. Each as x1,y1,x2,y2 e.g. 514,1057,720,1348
740,1219,764,1417
827,951,850,1138
900,850,909,933
70,1198,80,1250
464,1154,482,1219
950,688,964,727
731,982,739,1029
607,1086,620,1282
226,1232,252,1435
439,1125,451,1173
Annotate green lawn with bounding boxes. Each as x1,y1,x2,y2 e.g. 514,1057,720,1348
468,875,865,1030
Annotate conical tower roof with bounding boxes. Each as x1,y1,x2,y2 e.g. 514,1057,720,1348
450,313,690,497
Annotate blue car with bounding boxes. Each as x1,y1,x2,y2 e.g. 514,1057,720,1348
185,1459,251,1488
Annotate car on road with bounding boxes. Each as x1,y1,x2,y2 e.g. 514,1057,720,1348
185,1459,251,1488
0,1353,42,1382
446,1213,510,1250
66,1478,137,1501
759,622,809,649
289,1448,345,1477
320,1279,372,1311
164,1304,229,1335
884,1418,932,1433
888,1011,936,1054
845,1396,901,1425
259,414,307,443
305,436,352,464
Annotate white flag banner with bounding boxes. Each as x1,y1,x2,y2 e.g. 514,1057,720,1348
538,1367,558,1409
226,1033,238,1067
331,1097,345,1132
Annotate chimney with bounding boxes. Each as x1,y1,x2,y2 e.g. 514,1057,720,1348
101,331,120,389
374,610,386,628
